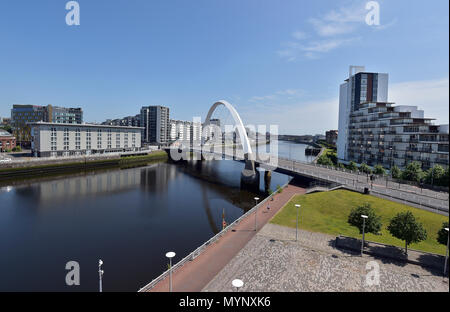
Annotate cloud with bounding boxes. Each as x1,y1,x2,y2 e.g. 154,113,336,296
249,89,305,103
277,37,358,61
292,31,308,40
239,78,449,135
389,78,449,125
278,1,395,61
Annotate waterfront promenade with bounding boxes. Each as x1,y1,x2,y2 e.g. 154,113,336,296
144,183,306,292
204,224,448,292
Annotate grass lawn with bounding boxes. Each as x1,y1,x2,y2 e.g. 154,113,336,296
270,189,449,255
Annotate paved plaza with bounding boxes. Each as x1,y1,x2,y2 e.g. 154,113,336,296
203,223,449,292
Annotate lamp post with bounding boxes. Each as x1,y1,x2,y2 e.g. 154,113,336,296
98,259,104,293
232,279,244,292
295,204,301,241
444,228,449,277
166,251,176,292
254,197,259,231
361,215,368,256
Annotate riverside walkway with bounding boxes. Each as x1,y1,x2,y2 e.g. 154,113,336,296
140,183,306,292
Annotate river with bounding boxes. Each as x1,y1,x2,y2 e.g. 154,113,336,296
0,141,310,291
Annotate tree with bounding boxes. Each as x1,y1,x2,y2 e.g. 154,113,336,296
437,221,449,246
348,161,358,172
387,211,427,254
373,164,386,176
348,203,382,234
424,165,446,186
391,165,402,179
401,161,423,183
359,163,372,174
317,155,333,166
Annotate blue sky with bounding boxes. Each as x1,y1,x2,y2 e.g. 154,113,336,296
0,0,448,134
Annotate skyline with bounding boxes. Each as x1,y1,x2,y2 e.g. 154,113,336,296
0,0,449,135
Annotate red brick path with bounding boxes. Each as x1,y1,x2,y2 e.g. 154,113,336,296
147,183,306,292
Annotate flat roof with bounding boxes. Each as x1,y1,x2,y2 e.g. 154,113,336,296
28,122,144,130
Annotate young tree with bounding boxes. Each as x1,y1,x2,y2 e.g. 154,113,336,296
317,155,333,166
391,165,402,179
437,221,449,246
359,163,372,174
401,161,423,183
387,211,427,254
423,165,445,186
348,203,382,234
373,164,386,176
348,161,358,172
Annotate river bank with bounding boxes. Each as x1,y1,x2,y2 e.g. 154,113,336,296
0,151,168,182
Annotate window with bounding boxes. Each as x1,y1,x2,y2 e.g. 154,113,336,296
97,129,102,149
75,128,81,150
124,132,128,148
116,132,121,148
107,129,112,149
51,127,57,151
86,128,91,150
63,128,69,151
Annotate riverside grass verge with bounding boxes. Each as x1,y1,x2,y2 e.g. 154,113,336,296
270,189,448,255
0,151,168,178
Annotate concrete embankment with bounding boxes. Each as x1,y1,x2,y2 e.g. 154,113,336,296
0,151,168,180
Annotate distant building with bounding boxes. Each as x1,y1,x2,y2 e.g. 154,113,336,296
1,117,11,126
326,130,338,145
338,66,449,170
140,106,170,145
0,129,16,152
30,122,142,157
11,104,83,147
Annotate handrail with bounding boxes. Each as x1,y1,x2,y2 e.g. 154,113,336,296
137,180,291,292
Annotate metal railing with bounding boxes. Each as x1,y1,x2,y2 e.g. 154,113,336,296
137,180,290,292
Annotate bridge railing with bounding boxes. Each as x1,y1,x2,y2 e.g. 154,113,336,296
276,157,449,201
137,180,291,292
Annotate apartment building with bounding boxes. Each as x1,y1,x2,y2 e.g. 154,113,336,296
140,106,170,145
30,122,142,157
338,66,449,170
11,104,83,147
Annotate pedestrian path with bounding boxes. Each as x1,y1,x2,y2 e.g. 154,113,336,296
146,184,306,292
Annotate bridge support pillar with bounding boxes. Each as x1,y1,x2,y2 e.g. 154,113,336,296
264,170,272,193
241,154,259,191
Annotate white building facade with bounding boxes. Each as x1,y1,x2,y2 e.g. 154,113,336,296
338,66,449,170
30,122,143,157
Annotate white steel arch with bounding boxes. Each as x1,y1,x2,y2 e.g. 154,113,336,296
204,100,253,156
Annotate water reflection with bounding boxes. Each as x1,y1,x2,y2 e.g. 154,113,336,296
0,160,290,291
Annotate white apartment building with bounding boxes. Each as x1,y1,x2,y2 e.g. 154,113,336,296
169,119,202,144
30,122,143,157
338,66,449,170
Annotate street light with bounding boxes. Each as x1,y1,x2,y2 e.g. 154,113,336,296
232,279,244,292
295,204,301,241
166,251,176,292
254,197,259,231
444,228,449,277
98,259,104,293
361,215,368,256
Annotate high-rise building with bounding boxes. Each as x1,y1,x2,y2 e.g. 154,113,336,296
337,66,449,170
11,104,83,147
140,106,170,145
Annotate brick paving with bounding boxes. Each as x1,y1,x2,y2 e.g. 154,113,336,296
146,184,306,292
203,223,449,292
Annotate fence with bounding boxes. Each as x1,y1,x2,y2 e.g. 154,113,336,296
137,180,291,292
